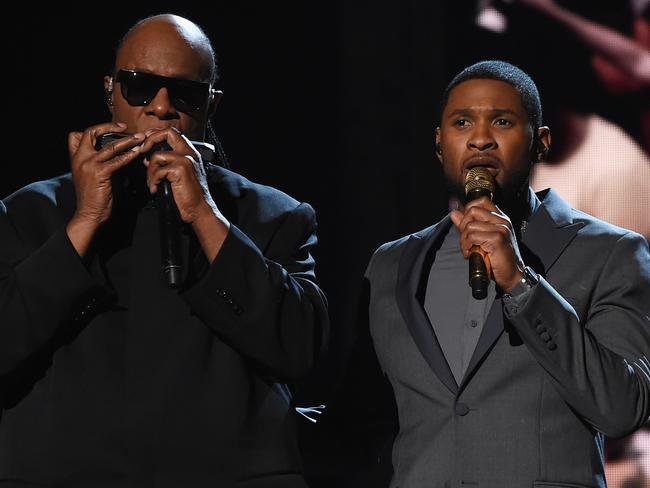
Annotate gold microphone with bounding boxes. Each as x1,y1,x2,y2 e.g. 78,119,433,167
464,167,495,299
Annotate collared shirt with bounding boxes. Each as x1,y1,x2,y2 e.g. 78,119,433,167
424,189,542,385
424,224,496,385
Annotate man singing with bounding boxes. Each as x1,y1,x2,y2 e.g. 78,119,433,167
360,60,650,487
0,14,328,487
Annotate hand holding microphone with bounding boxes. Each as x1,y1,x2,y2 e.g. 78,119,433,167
138,128,220,287
95,128,214,286
92,127,227,285
450,167,526,297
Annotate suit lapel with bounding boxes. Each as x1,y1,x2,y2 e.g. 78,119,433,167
521,189,584,274
396,217,459,395
461,189,584,389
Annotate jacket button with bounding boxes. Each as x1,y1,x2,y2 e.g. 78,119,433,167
540,332,551,342
547,341,557,351
455,403,470,416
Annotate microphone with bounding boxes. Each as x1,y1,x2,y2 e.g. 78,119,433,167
158,179,183,287
147,140,216,288
464,167,496,299
146,142,183,287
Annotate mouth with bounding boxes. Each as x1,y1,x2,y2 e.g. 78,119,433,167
463,155,501,175
143,124,180,134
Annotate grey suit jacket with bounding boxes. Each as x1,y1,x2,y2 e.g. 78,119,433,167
365,189,650,488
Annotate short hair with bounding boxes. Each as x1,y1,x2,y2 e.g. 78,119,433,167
440,60,542,130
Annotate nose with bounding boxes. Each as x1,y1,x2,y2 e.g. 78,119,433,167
146,87,179,120
468,122,496,151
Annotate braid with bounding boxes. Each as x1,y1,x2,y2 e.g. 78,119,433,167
206,120,229,169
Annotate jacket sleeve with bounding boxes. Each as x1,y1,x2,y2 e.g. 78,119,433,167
0,200,104,387
506,231,650,438
180,201,329,382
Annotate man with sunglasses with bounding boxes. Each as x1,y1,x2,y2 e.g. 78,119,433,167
0,14,327,487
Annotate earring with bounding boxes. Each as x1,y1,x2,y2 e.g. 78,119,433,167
435,143,442,155
106,78,114,106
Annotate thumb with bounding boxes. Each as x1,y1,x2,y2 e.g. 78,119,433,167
68,132,83,158
450,209,463,228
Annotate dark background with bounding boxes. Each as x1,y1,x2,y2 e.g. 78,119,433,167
4,1,646,485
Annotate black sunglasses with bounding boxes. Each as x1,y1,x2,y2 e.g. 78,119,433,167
114,69,212,113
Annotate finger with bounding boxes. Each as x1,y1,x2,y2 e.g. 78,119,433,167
450,209,463,228
462,229,510,257
70,122,128,164
136,128,176,152
492,202,507,216
459,206,511,233
68,132,83,159
81,121,128,150
99,145,143,175
458,205,495,233
148,155,198,193
147,165,182,194
462,221,511,245
96,132,146,162
460,231,492,257
464,220,504,235
463,196,498,213
138,127,196,157
148,150,196,175
146,151,179,173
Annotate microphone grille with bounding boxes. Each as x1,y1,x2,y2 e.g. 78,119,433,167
464,167,495,197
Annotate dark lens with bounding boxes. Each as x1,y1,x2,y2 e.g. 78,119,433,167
116,70,208,112
118,71,160,106
167,82,208,113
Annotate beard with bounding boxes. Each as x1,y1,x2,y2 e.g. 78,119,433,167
445,166,531,212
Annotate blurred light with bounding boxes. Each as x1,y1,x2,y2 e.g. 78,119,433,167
476,6,508,34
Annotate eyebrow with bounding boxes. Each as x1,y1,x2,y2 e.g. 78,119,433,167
446,108,519,119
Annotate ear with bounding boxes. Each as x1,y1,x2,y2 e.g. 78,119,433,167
207,89,223,117
534,126,551,163
103,75,114,112
434,127,442,162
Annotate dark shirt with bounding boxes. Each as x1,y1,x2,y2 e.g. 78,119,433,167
423,190,541,385
424,225,496,385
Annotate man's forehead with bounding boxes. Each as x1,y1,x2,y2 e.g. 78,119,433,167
115,17,212,79
123,15,207,48
445,79,526,115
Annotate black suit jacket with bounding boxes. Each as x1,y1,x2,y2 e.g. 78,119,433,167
0,165,328,487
